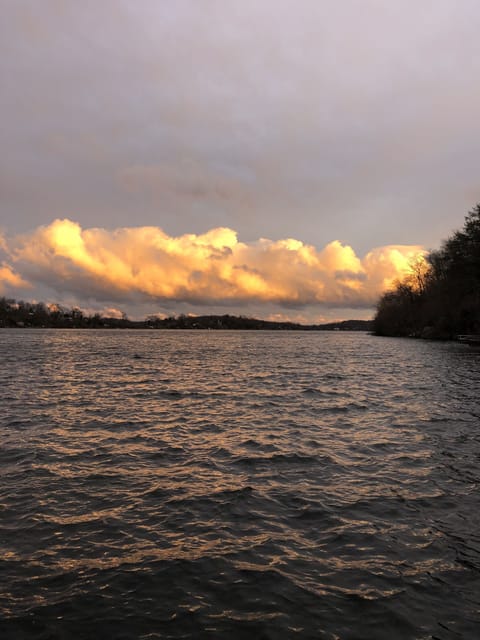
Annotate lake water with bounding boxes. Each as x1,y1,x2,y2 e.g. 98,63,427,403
1,329,480,639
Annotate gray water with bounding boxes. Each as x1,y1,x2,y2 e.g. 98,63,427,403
1,329,480,639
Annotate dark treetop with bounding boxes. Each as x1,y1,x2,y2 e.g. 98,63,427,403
374,203,480,339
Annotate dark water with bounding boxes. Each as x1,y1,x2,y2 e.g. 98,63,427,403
1,329,480,639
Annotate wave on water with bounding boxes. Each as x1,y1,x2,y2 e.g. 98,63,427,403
1,330,480,639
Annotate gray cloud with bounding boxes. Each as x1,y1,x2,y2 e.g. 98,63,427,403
1,0,479,318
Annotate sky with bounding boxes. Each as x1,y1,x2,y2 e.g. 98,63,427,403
1,0,479,322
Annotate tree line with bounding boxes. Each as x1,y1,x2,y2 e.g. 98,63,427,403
0,298,372,331
0,299,132,328
373,204,480,338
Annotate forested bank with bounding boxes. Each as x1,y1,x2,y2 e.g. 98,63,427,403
0,299,372,331
373,204,480,339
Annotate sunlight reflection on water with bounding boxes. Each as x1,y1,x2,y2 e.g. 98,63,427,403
1,329,480,639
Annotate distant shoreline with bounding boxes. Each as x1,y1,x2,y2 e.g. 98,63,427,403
1,325,372,331
1,316,373,332
0,299,372,332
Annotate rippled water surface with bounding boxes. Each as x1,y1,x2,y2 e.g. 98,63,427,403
1,329,480,639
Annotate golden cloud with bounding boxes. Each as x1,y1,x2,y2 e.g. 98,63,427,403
7,219,426,308
0,262,30,294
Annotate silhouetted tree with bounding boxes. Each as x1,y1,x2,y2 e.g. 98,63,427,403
374,204,480,338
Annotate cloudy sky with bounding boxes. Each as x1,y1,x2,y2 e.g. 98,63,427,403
1,0,479,322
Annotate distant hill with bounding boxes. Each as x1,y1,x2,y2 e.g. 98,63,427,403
0,298,373,331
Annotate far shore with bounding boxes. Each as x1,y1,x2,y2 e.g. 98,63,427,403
1,308,372,333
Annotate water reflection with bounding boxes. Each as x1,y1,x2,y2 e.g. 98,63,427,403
1,330,480,638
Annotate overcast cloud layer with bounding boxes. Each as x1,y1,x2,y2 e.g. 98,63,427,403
1,1,479,319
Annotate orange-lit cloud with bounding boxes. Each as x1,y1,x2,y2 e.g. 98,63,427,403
0,261,30,294
0,230,30,293
5,219,425,309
